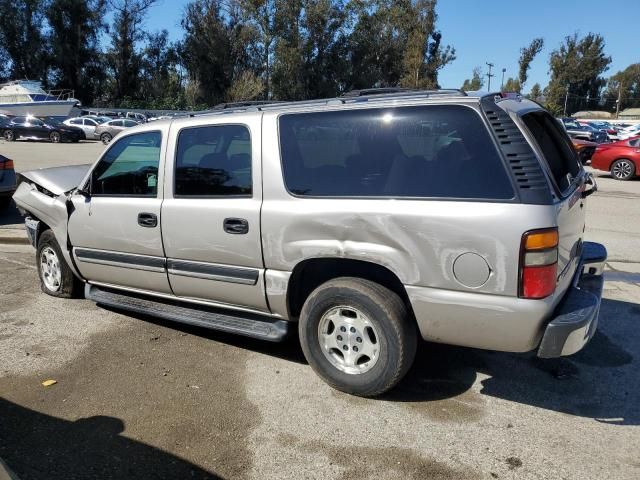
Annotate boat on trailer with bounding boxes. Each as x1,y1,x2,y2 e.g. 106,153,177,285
0,80,79,119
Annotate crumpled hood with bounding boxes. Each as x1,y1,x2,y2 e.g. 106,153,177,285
18,164,91,195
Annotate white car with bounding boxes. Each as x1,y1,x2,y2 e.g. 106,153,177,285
63,117,103,140
618,123,640,140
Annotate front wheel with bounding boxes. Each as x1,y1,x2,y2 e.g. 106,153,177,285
37,230,82,298
610,158,636,181
101,133,112,145
49,131,61,143
4,130,15,141
299,277,417,397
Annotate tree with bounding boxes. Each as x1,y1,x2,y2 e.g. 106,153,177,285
604,63,640,111
544,33,611,116
503,77,521,93
518,37,543,89
226,70,263,101
46,0,107,105
461,67,483,91
139,30,184,108
0,0,49,81
400,0,455,89
181,0,232,106
528,83,542,102
106,0,158,103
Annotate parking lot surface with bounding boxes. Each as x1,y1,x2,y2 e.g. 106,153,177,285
1,139,639,479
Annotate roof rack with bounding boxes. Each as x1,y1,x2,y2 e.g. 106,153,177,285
186,88,469,118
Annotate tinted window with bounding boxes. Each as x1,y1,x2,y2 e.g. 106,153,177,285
109,120,123,127
91,132,161,196
174,124,252,197
84,119,97,126
124,120,138,127
30,119,44,126
279,106,514,199
522,112,581,192
12,117,27,124
629,138,640,147
174,125,252,196
70,119,82,125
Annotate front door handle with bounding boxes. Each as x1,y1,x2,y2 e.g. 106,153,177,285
223,218,249,234
138,212,158,228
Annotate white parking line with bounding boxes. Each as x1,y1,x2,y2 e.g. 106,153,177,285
0,255,36,270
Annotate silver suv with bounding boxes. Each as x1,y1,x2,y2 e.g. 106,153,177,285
13,89,606,397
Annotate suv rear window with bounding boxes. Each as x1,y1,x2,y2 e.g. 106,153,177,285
522,112,581,193
279,105,514,199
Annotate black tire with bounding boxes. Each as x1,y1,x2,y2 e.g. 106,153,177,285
610,158,636,181
4,129,15,141
49,131,61,143
36,230,82,298
299,277,417,397
101,133,112,145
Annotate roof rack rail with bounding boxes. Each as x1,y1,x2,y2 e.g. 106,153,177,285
341,87,417,97
212,100,282,110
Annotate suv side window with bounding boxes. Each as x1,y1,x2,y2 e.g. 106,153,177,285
279,105,514,199
91,131,161,196
174,124,252,197
522,111,581,193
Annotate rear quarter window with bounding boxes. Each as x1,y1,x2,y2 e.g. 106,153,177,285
522,112,581,193
278,105,514,200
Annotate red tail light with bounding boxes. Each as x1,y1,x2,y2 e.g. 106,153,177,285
519,228,559,299
0,159,13,170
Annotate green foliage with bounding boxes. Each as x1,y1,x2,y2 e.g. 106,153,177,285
503,77,521,93
461,67,483,91
518,37,543,88
528,83,542,102
603,63,640,111
545,32,611,116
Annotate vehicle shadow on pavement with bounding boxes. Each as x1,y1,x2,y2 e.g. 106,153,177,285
0,397,220,479
0,201,22,227
99,305,308,365
386,297,639,425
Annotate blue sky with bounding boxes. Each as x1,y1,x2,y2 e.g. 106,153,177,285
144,0,638,93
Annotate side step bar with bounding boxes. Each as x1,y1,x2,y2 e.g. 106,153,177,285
85,284,289,342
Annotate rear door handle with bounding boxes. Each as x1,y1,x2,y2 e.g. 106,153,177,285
138,212,157,228
223,218,249,234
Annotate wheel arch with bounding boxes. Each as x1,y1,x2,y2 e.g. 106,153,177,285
286,257,414,321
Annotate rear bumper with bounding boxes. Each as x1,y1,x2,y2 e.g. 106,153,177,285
537,242,607,358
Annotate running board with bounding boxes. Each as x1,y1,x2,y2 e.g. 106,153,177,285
85,284,289,342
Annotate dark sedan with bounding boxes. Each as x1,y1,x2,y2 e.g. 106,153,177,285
3,116,84,143
0,154,16,209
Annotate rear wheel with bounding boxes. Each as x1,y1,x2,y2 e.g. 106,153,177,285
299,277,417,397
4,130,15,141
101,133,112,145
37,230,82,298
610,158,636,181
49,131,61,143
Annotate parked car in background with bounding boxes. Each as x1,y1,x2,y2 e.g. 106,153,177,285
63,116,103,140
571,137,597,164
0,153,16,209
126,111,147,123
94,118,139,144
561,118,608,143
13,89,605,397
591,136,640,180
618,123,640,140
584,121,618,141
3,116,83,143
82,115,112,124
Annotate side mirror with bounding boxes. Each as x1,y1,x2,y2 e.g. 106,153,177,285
75,186,91,199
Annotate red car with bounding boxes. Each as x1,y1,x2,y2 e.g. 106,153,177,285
591,136,640,181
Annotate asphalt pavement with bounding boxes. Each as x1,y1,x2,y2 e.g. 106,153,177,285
0,139,639,480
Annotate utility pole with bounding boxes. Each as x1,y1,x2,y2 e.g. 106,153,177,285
616,82,622,119
501,68,506,90
486,62,495,91
563,83,569,117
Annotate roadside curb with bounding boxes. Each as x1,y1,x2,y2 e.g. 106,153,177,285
0,228,29,245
